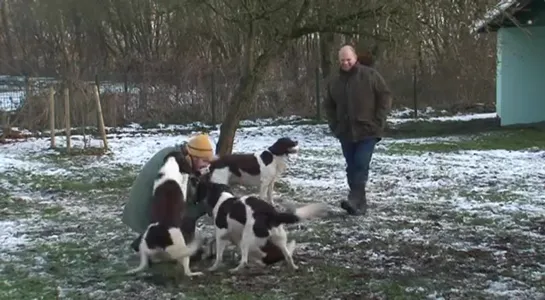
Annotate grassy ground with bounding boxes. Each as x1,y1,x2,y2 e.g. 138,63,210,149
385,117,504,138
1,120,545,300
386,127,545,153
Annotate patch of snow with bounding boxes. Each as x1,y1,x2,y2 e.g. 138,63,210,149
389,112,497,125
484,277,545,298
0,152,71,175
0,220,29,257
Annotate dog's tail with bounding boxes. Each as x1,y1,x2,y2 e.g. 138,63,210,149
273,203,328,225
165,229,203,260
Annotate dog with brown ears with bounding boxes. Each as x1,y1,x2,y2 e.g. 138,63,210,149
126,151,204,277
194,176,327,273
208,137,299,205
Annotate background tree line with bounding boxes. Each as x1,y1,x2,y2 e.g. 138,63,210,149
0,0,497,153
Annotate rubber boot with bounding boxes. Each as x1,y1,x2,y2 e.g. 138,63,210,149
355,184,368,215
340,184,367,216
340,190,359,215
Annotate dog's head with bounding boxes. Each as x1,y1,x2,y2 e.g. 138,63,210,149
164,151,194,175
193,173,210,204
194,174,231,216
268,137,299,156
193,173,214,215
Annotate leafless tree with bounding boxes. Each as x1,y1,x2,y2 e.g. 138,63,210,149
0,0,499,152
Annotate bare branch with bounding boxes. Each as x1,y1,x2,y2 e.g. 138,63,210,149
201,0,245,25
289,5,397,38
292,0,310,30
254,0,294,22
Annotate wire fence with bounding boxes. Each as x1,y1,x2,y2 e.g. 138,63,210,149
0,62,496,132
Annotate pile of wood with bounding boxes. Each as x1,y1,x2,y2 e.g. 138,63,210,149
0,110,30,144
0,127,27,144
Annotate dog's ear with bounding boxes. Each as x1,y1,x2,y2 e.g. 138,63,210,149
268,137,298,156
193,177,209,205
178,159,194,175
164,151,184,164
165,151,194,174
163,151,174,164
189,175,199,187
198,171,212,183
218,183,231,194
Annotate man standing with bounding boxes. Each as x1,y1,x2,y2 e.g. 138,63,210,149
324,45,392,215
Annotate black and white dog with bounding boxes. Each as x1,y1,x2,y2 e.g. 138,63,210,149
127,151,203,277
195,178,327,273
207,137,299,204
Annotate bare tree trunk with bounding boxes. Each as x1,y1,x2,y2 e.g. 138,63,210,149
215,24,275,155
215,53,273,155
319,32,335,80
0,1,17,70
216,71,266,155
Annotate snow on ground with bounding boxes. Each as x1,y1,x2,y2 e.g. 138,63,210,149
0,112,544,299
0,220,29,258
1,106,496,138
389,112,497,125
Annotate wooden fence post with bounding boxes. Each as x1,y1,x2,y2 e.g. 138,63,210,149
25,77,33,131
49,87,56,148
63,84,71,153
92,84,108,150
315,66,321,121
0,111,7,143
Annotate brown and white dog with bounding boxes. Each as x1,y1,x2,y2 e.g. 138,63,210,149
208,137,299,204
194,177,327,273
127,151,203,277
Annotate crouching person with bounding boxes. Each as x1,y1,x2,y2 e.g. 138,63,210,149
122,133,216,262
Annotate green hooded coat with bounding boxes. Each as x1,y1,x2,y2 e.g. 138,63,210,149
121,144,207,234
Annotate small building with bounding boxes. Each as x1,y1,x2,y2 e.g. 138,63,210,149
472,0,545,126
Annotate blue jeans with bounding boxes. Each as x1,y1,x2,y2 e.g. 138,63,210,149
340,138,378,189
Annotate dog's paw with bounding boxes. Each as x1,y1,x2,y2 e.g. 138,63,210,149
287,240,297,255
228,266,244,273
207,265,220,272
125,269,139,275
257,259,267,267
149,255,162,263
186,271,204,277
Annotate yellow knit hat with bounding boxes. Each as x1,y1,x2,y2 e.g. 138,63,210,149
186,133,214,160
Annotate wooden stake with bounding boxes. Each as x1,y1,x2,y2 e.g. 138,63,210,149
92,84,108,150
49,87,56,148
0,111,7,143
63,85,71,152
25,77,33,131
